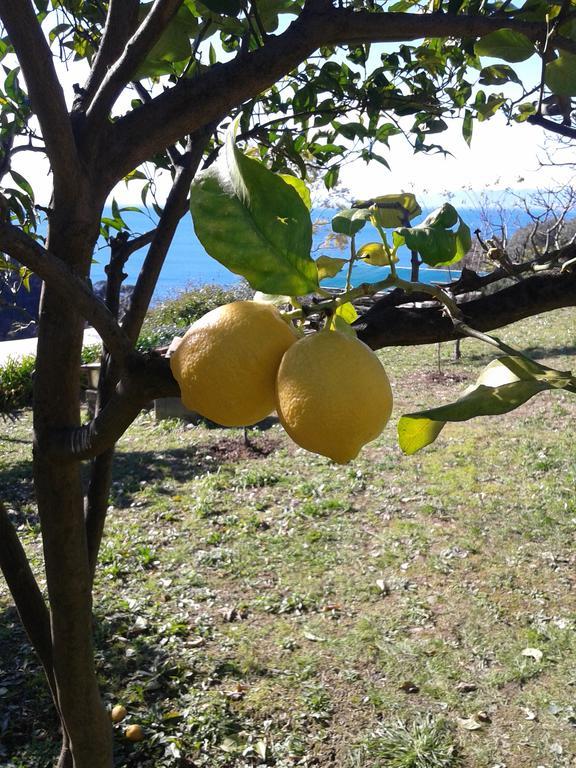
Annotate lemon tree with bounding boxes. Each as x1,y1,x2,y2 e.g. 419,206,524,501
2,2,576,765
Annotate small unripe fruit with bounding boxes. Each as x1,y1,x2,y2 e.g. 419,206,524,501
125,724,145,742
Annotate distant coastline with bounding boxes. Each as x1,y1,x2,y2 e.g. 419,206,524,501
89,205,534,302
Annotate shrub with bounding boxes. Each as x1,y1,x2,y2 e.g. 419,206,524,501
81,344,103,364
0,355,35,412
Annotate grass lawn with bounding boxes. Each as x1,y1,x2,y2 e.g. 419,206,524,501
1,308,576,767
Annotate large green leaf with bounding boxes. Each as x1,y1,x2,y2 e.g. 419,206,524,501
475,29,535,62
135,4,196,78
396,203,471,267
280,174,312,210
190,128,318,295
545,54,576,96
398,356,575,455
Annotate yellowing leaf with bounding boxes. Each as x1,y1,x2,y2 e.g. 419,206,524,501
335,302,358,324
357,242,398,266
316,255,348,281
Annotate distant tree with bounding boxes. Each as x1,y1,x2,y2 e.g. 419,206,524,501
0,1,575,766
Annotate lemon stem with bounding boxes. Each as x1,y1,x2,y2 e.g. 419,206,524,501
345,234,356,292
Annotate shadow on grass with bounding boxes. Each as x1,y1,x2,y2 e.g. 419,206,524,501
0,599,197,767
0,605,60,766
0,460,36,526
110,432,280,506
464,342,576,364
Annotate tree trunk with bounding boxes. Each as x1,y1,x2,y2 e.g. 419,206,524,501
33,197,114,767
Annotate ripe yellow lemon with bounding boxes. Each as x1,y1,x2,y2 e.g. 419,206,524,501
170,301,297,427
275,329,393,463
125,724,145,742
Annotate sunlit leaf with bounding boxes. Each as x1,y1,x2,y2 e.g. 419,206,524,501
354,193,422,228
357,242,398,266
335,301,358,324
545,54,576,96
190,125,318,295
316,255,348,280
475,29,535,62
397,356,575,455
280,174,312,210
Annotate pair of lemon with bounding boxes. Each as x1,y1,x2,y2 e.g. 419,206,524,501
169,301,393,464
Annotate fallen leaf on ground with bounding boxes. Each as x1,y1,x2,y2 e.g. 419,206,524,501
521,647,543,662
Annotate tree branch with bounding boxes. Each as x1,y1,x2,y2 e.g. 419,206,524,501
355,270,576,348
122,129,213,344
0,222,133,363
0,500,56,695
79,0,141,112
101,8,556,182
527,113,576,140
0,0,79,190
85,0,184,128
46,353,179,460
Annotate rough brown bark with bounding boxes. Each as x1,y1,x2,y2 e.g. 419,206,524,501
33,194,113,766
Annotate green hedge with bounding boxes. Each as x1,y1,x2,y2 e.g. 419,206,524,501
0,354,35,412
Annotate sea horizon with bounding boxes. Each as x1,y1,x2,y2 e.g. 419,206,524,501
89,204,535,302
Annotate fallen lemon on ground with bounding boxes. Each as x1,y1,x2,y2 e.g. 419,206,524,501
170,301,297,427
275,329,393,463
111,704,127,723
125,724,145,742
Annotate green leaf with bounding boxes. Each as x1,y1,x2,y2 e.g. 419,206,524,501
397,204,471,267
253,292,292,306
190,126,317,295
421,203,459,229
280,174,311,210
475,29,535,62
398,354,576,454
545,54,576,96
479,64,521,86
462,109,473,146
454,218,472,261
331,208,369,236
135,4,195,78
9,170,34,200
316,255,348,280
398,358,549,454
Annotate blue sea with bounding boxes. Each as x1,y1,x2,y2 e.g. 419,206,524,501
89,205,532,302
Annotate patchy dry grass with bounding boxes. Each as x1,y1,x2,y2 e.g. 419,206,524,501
1,308,576,767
